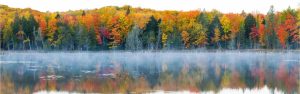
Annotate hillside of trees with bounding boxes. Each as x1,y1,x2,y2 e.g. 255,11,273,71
0,5,300,50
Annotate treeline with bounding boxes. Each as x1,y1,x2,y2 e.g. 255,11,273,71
0,5,300,50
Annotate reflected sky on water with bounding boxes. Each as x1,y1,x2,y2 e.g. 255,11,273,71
0,51,299,94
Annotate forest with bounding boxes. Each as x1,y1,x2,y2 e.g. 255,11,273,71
0,5,300,50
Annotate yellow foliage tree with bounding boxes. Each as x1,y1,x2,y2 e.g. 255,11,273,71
159,11,177,47
213,28,221,43
46,17,57,46
161,33,168,47
181,31,190,48
193,31,207,47
108,14,132,48
220,15,232,41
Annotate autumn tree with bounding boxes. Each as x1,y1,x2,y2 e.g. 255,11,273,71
277,25,289,48
131,13,150,30
1,14,14,50
44,14,59,49
250,26,259,48
108,14,132,49
80,12,100,50
296,8,300,45
190,23,207,48
99,27,110,50
276,9,297,48
181,31,190,48
284,11,298,48
212,27,221,48
258,18,266,47
38,16,47,37
226,14,244,49
159,11,177,49
177,11,202,48
220,15,232,48
108,16,122,49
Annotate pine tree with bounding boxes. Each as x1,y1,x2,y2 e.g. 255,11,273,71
244,14,256,48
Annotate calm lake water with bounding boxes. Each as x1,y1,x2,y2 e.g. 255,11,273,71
0,51,299,94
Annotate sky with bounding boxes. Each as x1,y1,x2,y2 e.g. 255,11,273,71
0,0,299,14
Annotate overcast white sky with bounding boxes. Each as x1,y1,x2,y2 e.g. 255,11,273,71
0,0,299,14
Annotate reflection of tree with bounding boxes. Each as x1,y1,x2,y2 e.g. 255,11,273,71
17,85,31,94
276,63,298,93
100,78,116,93
0,73,15,94
64,79,75,91
80,78,98,92
1,57,299,93
116,72,132,93
177,64,202,92
251,62,265,88
220,69,231,88
138,62,160,88
200,63,222,91
48,79,57,90
34,72,47,91
230,69,246,88
237,63,257,89
158,71,176,90
131,76,149,93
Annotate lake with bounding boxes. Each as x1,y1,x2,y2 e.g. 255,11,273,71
0,51,299,94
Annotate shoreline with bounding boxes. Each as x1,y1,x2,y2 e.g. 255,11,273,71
1,49,300,54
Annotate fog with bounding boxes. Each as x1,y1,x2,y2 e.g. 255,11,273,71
1,51,300,65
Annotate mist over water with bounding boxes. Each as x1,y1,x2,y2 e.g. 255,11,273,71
0,51,299,93
2,51,299,64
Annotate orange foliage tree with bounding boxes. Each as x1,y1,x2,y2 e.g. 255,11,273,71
181,31,190,48
277,25,289,48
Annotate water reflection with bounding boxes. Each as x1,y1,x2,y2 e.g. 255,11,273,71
0,51,299,93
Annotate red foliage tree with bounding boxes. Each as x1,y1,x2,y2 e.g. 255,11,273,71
250,26,259,40
277,25,289,48
284,14,297,42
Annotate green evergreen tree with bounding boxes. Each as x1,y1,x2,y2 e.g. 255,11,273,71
208,16,223,48
265,6,279,49
244,14,256,48
142,16,160,50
